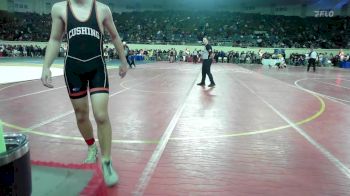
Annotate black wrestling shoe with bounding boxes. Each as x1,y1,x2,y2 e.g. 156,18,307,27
208,83,216,87
197,83,205,86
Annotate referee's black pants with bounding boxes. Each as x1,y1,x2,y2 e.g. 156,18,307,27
200,59,215,84
126,55,135,68
126,55,131,66
307,58,316,72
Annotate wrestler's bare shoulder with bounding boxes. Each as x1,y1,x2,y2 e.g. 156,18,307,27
96,1,111,14
52,1,67,11
51,1,67,17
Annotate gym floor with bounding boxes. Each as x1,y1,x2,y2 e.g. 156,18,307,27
1,58,350,195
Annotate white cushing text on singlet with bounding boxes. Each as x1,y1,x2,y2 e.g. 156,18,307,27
68,27,100,40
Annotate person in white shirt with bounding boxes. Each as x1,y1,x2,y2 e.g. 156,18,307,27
184,48,190,62
258,49,264,64
339,49,345,61
307,47,318,72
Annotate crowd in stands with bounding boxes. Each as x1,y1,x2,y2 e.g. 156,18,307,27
1,9,349,67
0,44,45,57
0,11,51,41
1,10,349,49
115,11,350,49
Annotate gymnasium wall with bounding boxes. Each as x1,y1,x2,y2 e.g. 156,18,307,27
0,1,8,11
126,44,345,57
1,41,347,57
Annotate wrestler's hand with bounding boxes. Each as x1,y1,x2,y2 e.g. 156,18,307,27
119,63,128,78
41,67,54,88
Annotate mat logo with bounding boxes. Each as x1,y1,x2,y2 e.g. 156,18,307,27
314,10,334,17
72,87,80,92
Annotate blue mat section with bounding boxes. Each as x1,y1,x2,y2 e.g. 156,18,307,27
0,57,64,65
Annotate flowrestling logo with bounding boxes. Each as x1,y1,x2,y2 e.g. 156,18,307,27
314,9,335,17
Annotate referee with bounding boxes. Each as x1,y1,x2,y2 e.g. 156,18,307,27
197,37,216,87
307,47,318,72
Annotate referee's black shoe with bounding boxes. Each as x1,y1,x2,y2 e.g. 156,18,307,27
208,83,216,88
